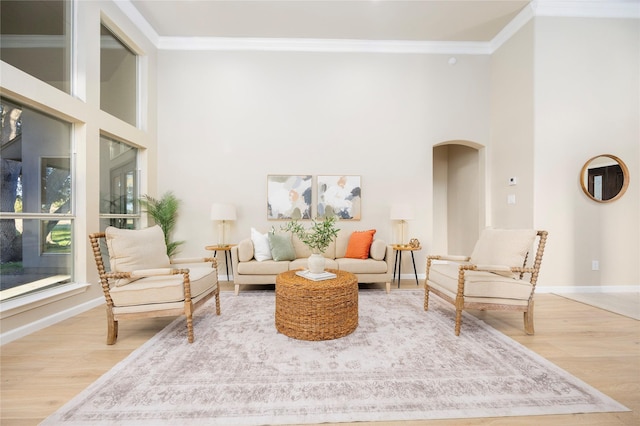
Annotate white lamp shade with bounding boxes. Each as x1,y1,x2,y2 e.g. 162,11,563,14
211,203,237,221
390,204,414,221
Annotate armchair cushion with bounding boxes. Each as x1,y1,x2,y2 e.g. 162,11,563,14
429,263,532,302
109,266,217,307
470,229,536,277
105,226,171,286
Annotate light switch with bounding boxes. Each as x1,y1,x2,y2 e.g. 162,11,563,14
507,194,516,205
509,177,517,186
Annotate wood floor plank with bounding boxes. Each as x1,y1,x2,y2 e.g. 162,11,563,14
1,282,638,425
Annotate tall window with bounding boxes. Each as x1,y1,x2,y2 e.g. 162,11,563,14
0,0,72,94
99,136,139,231
100,24,137,126
0,98,73,300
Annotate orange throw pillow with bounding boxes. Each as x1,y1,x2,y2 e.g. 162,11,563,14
345,230,376,259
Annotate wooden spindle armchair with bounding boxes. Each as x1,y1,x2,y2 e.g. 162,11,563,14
89,225,220,344
425,229,548,336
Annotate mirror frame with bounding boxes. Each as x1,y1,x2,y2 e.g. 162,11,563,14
580,154,630,203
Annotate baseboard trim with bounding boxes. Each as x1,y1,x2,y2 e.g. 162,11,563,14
537,285,640,294
0,296,104,346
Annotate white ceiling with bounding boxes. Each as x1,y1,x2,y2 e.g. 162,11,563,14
129,0,533,42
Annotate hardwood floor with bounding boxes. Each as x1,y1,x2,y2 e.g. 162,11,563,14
1,280,639,425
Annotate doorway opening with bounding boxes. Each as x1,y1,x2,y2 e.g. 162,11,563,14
432,141,485,256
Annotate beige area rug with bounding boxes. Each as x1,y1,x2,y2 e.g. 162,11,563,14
554,292,640,320
42,290,628,425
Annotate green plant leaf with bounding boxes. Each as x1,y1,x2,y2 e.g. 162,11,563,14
282,215,339,254
139,191,184,257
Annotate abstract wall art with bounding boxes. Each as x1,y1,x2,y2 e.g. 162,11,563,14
267,175,312,220
317,175,361,220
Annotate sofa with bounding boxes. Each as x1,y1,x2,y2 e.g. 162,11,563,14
230,229,394,295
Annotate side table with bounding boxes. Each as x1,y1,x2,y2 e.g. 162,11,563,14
392,244,421,288
205,244,236,281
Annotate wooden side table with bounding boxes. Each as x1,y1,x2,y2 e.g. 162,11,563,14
275,269,358,341
392,244,421,288
205,244,236,281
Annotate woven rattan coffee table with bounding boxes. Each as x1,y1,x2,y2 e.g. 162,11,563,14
275,269,358,341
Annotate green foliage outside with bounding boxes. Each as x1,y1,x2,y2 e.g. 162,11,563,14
44,224,71,253
0,261,22,273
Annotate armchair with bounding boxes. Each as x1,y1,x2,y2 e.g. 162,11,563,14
89,225,220,345
425,229,548,336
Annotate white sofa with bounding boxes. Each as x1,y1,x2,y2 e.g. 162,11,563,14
230,229,393,294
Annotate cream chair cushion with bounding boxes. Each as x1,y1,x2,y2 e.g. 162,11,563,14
470,229,536,277
109,266,217,307
429,263,532,303
105,225,171,286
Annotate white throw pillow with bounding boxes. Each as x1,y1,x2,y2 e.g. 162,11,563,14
105,225,171,286
251,228,272,262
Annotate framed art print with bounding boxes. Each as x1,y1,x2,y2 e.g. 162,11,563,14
267,175,312,220
317,175,361,220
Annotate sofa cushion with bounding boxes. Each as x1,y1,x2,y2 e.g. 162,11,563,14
345,229,376,259
251,228,272,261
109,266,217,306
268,233,296,261
369,239,386,261
237,238,254,262
290,258,339,271
337,258,389,274
105,225,171,287
470,229,537,277
237,259,290,275
335,231,350,258
291,233,336,259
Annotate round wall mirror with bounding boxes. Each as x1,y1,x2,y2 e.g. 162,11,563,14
580,154,629,203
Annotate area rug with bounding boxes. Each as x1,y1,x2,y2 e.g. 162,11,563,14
42,290,628,425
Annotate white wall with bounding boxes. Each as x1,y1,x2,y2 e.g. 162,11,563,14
157,50,491,276
490,21,536,230
534,17,640,287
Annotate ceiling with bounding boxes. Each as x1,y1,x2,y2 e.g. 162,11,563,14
130,0,533,42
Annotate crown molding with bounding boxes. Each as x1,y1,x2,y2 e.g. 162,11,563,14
490,3,536,53
114,0,160,46
119,0,639,54
533,0,640,19
158,37,491,54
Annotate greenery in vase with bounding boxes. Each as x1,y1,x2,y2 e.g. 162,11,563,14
139,191,184,257
282,215,339,254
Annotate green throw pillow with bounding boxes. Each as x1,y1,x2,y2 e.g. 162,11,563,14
268,233,296,261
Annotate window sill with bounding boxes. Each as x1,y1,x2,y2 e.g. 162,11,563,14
0,282,91,320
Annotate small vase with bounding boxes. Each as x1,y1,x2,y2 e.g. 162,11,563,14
308,253,326,274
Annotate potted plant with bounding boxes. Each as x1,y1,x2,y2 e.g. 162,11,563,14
282,215,339,273
139,191,184,257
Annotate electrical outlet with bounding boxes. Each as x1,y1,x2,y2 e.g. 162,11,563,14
592,260,599,271
507,194,516,205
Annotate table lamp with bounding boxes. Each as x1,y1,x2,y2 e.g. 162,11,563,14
390,204,414,245
210,203,236,246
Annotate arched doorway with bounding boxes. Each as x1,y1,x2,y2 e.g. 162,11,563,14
432,141,485,255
